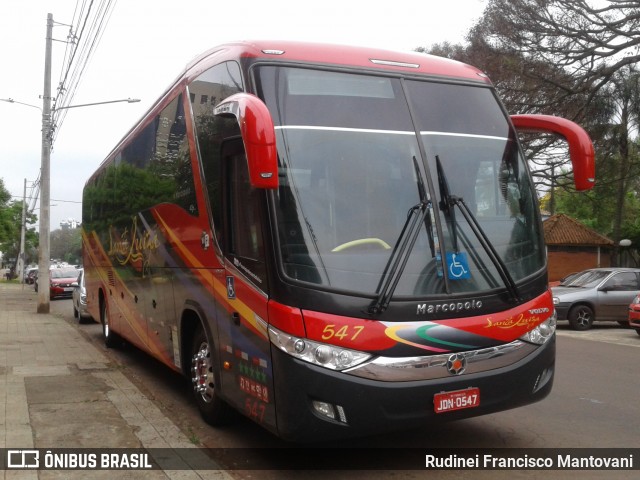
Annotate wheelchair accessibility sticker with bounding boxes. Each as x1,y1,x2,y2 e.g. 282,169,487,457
446,252,471,280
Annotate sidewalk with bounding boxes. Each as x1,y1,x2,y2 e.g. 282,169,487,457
0,282,231,479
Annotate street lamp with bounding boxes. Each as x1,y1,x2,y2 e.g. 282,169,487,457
0,98,43,111
35,97,139,313
55,98,140,110
2,98,138,312
0,97,139,110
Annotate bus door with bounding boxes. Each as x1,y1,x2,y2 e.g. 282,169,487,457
218,138,276,429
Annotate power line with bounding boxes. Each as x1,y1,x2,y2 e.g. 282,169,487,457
51,0,119,145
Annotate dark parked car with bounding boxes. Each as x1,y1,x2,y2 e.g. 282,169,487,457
627,294,640,337
72,269,93,322
25,267,38,284
552,268,640,330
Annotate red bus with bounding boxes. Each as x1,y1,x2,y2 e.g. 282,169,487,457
82,41,595,442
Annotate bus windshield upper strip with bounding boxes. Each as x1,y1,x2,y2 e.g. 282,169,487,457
419,131,510,141
275,125,415,135
276,126,510,141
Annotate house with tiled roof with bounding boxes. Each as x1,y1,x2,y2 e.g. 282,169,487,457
543,213,614,282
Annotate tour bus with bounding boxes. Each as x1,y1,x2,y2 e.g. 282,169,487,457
82,41,595,442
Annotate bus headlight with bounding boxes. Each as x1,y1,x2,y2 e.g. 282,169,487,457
519,312,557,345
268,325,372,370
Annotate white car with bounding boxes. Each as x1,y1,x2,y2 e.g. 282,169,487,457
72,269,93,323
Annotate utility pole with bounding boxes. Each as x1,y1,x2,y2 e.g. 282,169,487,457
37,13,53,313
5,14,138,310
17,178,27,286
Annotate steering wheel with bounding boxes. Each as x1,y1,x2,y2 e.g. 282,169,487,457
332,238,391,252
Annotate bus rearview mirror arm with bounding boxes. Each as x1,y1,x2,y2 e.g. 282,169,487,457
511,114,595,191
214,93,279,189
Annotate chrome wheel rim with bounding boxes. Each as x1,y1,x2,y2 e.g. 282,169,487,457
191,341,214,403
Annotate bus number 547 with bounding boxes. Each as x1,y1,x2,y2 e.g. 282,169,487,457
322,325,364,342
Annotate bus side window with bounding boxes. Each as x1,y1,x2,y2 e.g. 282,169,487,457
223,138,267,287
189,61,244,251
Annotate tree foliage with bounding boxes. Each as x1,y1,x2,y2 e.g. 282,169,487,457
420,40,598,195
420,1,640,255
471,0,640,115
0,178,12,245
0,193,38,267
50,228,82,265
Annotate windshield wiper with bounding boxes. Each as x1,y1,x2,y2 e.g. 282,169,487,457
415,156,436,258
435,155,522,303
436,154,459,253
367,157,432,315
367,201,430,315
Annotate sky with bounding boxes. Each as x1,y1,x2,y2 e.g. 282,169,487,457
0,0,488,232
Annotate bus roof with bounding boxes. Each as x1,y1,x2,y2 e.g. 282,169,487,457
184,40,492,85
88,41,492,183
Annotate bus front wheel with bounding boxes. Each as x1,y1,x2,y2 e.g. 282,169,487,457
190,325,232,425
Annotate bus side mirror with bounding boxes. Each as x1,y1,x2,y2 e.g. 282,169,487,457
214,93,278,189
510,114,595,191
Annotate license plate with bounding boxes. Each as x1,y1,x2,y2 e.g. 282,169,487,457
64,287,74,292
434,387,480,413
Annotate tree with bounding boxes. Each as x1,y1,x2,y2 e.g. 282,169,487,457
50,228,82,265
603,68,640,246
1,178,40,271
422,1,640,260
0,199,39,269
542,164,640,247
471,0,640,117
0,178,13,245
542,68,640,244
421,37,611,205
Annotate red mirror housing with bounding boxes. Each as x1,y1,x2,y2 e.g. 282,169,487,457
511,114,595,191
214,93,278,189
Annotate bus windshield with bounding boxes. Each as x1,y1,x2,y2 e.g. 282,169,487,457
256,66,545,298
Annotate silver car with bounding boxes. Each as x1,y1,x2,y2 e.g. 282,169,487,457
72,269,93,323
552,267,640,330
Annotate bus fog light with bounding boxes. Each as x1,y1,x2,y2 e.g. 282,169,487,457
312,400,336,420
311,401,348,423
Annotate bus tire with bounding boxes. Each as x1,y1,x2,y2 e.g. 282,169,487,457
190,324,232,426
101,297,119,348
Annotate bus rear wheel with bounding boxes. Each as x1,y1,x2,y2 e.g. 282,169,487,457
190,325,232,426
100,298,119,348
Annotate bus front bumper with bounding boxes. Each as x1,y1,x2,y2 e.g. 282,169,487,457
271,336,555,442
